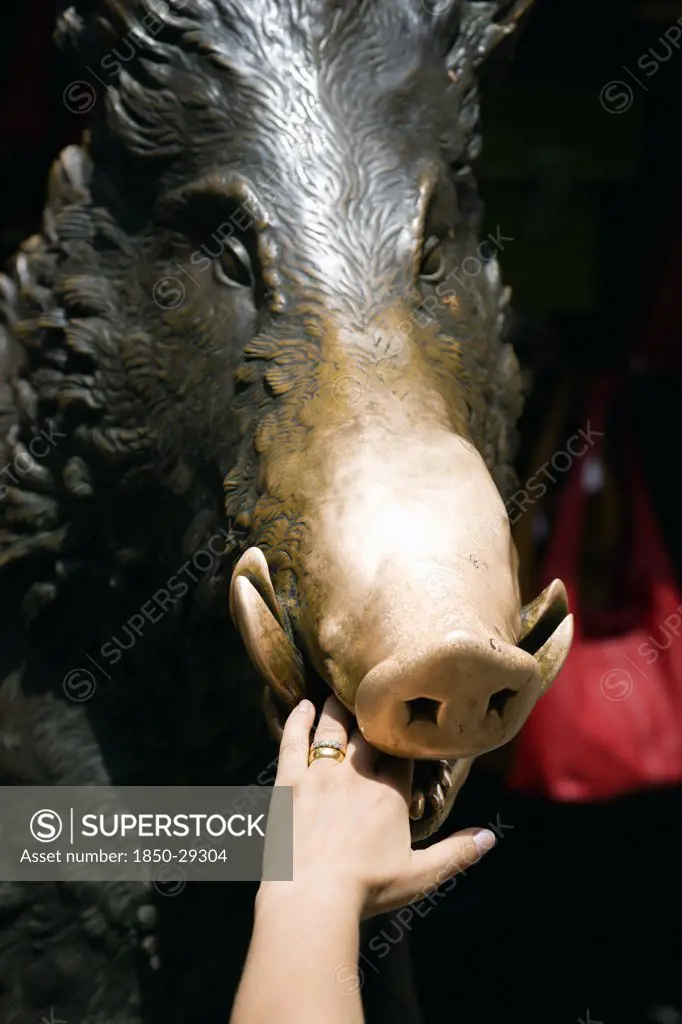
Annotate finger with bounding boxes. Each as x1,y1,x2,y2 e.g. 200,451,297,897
274,699,315,786
309,694,352,767
370,827,496,915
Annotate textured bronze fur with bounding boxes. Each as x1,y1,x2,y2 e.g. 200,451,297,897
0,2,535,1021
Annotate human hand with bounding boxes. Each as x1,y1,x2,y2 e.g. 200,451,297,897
260,695,497,919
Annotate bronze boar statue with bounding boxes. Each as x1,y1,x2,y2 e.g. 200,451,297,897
0,0,572,1020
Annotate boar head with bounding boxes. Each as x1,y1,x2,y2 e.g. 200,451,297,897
1,0,571,839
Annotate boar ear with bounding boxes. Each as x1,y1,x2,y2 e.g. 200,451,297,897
447,1,536,81
230,548,305,707
518,579,573,691
479,0,536,62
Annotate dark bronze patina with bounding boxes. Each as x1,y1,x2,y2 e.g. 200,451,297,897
0,1,570,1020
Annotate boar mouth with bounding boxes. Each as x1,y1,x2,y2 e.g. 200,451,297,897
261,681,470,841
231,547,572,842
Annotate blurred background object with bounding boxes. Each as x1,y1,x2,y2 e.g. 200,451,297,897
2,2,681,1023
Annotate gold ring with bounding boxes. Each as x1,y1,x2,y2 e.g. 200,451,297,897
308,740,346,766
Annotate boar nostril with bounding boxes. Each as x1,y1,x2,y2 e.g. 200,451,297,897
486,687,517,718
406,697,441,726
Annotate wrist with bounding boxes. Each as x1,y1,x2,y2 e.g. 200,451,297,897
256,873,364,923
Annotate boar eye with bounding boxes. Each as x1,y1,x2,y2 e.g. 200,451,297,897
215,237,254,290
419,236,444,281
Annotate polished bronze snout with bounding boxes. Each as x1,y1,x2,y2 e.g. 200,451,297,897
353,630,541,760
354,577,573,759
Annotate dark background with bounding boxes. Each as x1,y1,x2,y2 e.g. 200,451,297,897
1,2,681,1022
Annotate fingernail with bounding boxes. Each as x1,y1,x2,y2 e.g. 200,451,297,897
473,829,496,854
297,699,313,713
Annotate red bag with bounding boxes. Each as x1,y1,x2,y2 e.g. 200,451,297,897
508,378,682,801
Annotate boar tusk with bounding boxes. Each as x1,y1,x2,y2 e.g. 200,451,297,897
534,613,574,692
229,546,283,626
519,579,569,644
519,579,573,691
230,575,305,707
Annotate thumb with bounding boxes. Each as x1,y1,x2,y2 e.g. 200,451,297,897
370,827,497,916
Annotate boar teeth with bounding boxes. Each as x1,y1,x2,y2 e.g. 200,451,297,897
409,790,425,821
428,782,445,812
438,760,452,789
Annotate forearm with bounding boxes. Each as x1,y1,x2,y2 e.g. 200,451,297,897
230,880,365,1024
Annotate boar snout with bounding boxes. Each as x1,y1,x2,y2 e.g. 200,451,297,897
354,611,570,760
354,580,573,761
354,630,539,760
